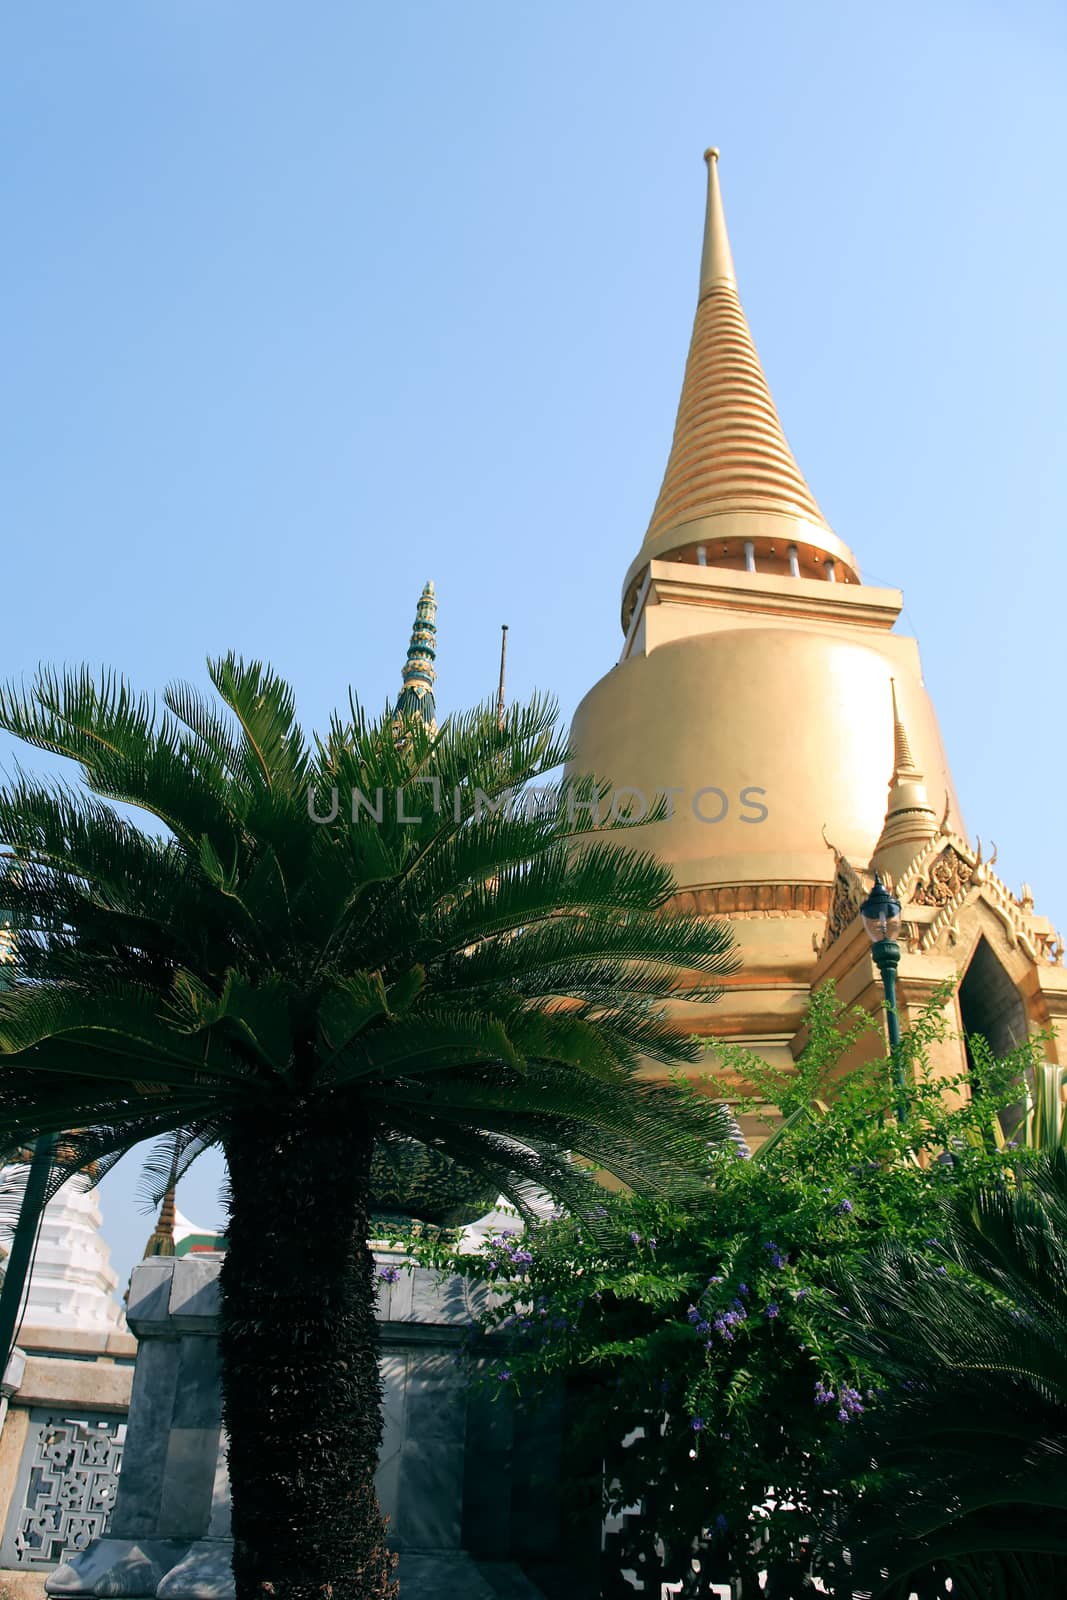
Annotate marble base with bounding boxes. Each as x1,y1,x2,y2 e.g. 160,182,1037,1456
155,1542,234,1599
45,1539,190,1596
44,1540,549,1599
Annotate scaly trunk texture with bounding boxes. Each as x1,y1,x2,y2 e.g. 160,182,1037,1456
220,1104,398,1600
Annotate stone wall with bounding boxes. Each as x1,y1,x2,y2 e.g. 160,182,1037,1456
42,1256,594,1599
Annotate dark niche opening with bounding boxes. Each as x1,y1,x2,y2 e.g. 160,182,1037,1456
958,934,1028,1125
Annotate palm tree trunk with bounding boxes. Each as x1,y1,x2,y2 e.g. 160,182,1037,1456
220,1104,398,1600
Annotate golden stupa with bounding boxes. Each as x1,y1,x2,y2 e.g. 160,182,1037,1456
568,151,1067,1100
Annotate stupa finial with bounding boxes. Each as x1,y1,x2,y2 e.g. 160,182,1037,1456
700,146,737,294
394,581,438,735
143,1181,177,1258
890,679,920,776
870,680,939,883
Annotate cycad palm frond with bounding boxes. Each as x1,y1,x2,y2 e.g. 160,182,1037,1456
0,665,737,1205
827,1150,1067,1597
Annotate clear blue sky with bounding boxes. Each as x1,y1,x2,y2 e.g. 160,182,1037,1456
3,2,1065,1297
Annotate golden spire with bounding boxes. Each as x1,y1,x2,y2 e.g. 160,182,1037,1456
870,680,939,884
622,150,859,622
143,1180,177,1258
699,148,736,290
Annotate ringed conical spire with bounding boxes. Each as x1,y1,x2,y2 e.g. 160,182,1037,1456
143,1181,177,1259
393,581,438,734
622,150,859,623
870,680,940,884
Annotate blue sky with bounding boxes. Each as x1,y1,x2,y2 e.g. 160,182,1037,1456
3,2,1065,1295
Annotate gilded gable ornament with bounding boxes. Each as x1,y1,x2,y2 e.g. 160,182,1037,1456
910,845,974,907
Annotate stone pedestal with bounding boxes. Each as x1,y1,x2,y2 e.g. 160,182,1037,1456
45,1256,588,1598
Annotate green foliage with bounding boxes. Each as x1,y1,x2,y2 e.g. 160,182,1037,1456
423,985,1048,1592
825,1149,1067,1599
0,661,739,1211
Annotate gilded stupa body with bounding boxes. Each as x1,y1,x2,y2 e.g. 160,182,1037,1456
567,153,1067,1085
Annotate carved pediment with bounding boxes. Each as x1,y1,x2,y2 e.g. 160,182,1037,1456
910,845,974,907
822,853,867,952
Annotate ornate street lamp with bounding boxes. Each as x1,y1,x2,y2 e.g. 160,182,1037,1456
860,876,908,1122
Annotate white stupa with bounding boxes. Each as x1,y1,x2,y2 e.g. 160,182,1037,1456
0,1165,126,1337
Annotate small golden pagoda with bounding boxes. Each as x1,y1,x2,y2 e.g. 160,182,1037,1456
567,151,1067,1103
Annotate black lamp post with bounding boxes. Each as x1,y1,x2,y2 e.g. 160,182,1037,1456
860,876,908,1122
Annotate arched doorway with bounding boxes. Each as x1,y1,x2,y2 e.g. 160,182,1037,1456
958,935,1028,1118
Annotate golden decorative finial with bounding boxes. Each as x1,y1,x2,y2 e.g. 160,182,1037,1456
699,144,736,293
704,147,720,163
890,680,919,775
870,680,939,885
143,1182,177,1258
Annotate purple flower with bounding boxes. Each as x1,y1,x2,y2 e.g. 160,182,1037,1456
737,1282,749,1296
690,1416,705,1432
708,1274,724,1285
764,1302,779,1319
497,1368,512,1382
795,1287,809,1301
936,1264,947,1275
814,1380,835,1406
629,1232,641,1244
712,1307,747,1341
378,1265,401,1284
838,1385,865,1417
835,1199,854,1215
648,1238,658,1250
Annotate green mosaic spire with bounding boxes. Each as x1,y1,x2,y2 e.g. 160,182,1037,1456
393,580,437,733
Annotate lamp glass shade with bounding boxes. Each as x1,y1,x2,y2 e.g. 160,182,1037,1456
860,879,902,944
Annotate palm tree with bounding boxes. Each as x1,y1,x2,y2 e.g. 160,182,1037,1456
0,660,737,1600
826,1150,1067,1599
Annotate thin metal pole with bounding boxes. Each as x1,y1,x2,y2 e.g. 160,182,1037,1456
0,1134,57,1374
496,625,508,730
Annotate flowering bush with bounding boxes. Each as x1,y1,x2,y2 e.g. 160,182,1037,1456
419,984,1043,1590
